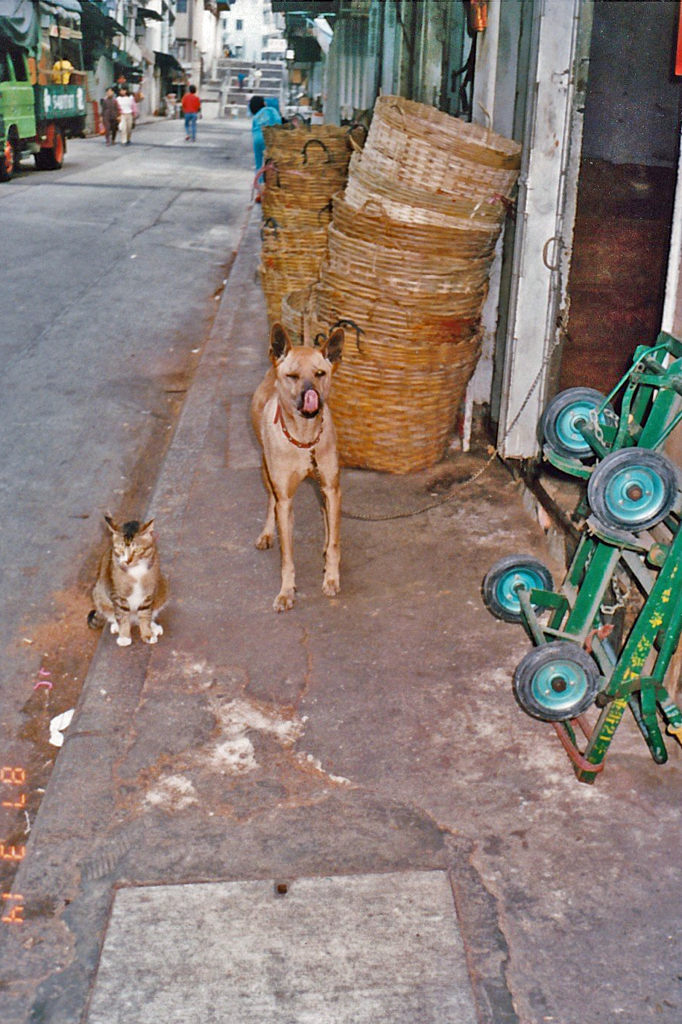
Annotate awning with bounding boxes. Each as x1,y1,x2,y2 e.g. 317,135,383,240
40,0,83,13
137,6,163,21
272,2,339,14
154,50,183,73
79,0,125,36
0,0,40,49
112,48,142,76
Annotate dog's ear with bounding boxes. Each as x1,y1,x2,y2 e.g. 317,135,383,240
320,327,344,367
269,323,292,365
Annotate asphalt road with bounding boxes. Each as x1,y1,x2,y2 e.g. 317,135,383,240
0,117,254,874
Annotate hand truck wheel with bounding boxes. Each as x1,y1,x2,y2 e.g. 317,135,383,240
482,555,554,623
539,387,617,460
513,641,601,722
587,448,679,532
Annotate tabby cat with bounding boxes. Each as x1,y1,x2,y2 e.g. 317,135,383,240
88,515,168,646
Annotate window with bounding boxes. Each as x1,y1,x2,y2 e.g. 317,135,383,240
7,48,28,81
236,19,243,30
176,0,187,12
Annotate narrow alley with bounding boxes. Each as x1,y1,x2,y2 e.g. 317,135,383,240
2,2,682,1023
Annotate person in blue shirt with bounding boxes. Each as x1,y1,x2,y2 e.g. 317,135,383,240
249,94,282,171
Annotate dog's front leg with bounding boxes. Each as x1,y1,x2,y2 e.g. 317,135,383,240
256,457,276,550
321,483,341,597
274,496,296,611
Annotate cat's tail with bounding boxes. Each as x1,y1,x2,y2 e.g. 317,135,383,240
87,609,106,630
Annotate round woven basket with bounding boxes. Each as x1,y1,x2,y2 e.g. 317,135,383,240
332,194,499,260
261,192,334,231
281,285,321,345
345,154,507,228
330,338,482,473
263,123,353,170
372,95,521,171
315,276,487,339
360,128,519,204
324,224,491,305
280,285,483,473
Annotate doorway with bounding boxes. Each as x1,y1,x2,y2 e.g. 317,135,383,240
559,0,682,394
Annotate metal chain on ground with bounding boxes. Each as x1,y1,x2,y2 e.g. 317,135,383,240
600,575,632,616
588,406,606,447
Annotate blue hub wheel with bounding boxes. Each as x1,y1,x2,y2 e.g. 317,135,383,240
540,387,617,461
513,642,601,722
587,448,678,532
483,555,554,624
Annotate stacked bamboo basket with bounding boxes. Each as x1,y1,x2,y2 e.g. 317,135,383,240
283,96,522,474
258,124,355,325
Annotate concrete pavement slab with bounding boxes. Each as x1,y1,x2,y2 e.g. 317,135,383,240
85,872,477,1024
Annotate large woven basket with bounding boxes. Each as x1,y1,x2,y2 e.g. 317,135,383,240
259,124,353,325
345,154,508,229
332,194,500,261
324,224,491,306
329,337,481,473
372,95,521,170
282,285,483,473
262,123,353,170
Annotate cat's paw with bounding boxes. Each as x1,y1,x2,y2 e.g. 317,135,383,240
273,590,295,612
256,532,273,550
116,635,132,647
141,633,158,645
322,576,340,598
151,621,164,637
109,621,120,635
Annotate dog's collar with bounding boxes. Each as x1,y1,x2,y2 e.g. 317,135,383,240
274,402,323,450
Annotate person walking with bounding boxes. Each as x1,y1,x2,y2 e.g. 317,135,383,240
101,87,118,146
237,70,246,92
116,86,135,145
181,85,201,143
249,94,281,172
250,64,262,91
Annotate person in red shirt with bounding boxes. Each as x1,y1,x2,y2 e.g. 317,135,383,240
181,86,201,142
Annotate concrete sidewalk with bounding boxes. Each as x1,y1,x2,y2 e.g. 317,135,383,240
2,210,681,1024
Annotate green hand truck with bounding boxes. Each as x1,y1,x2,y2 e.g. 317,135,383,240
483,332,682,783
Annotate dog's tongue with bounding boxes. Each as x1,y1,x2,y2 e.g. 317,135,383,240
303,389,319,414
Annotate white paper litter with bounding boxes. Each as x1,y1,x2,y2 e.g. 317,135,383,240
49,708,75,747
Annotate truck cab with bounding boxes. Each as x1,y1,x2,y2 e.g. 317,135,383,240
0,41,36,178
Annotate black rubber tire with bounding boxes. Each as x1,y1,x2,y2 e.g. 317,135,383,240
587,448,678,532
34,125,64,171
482,554,554,624
0,134,17,182
539,387,616,460
512,641,601,722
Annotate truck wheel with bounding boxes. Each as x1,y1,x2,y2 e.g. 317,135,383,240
0,135,17,181
35,126,64,171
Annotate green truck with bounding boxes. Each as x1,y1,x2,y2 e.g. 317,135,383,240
0,0,86,181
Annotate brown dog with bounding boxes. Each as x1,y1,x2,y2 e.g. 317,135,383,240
251,322,344,611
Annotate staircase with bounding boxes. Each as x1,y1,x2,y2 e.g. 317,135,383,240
213,59,285,118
